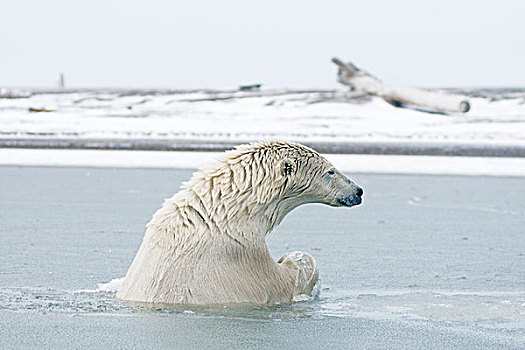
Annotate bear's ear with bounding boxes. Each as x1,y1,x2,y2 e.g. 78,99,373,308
280,158,294,176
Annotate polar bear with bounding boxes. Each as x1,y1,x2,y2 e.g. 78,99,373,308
116,141,363,305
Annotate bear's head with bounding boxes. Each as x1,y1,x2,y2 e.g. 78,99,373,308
273,143,363,209
221,141,363,210
185,141,363,230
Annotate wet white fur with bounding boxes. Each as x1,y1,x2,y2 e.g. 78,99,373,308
116,141,345,305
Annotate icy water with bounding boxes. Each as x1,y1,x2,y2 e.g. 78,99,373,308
0,166,524,349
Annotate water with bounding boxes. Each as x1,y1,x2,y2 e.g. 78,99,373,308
0,166,524,349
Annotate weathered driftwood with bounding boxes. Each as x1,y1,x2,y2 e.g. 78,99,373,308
332,57,470,114
239,83,262,91
28,107,54,113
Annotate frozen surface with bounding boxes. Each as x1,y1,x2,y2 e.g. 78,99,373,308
1,88,524,147
2,148,525,177
0,166,524,349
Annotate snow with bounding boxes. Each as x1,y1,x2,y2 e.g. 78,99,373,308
0,89,524,146
0,88,524,175
2,148,524,177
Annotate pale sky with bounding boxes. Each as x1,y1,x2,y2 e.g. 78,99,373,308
1,0,524,89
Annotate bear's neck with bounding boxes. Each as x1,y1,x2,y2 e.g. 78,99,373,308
188,186,304,245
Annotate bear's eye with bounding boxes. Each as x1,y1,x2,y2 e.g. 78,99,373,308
327,169,335,176
282,162,293,176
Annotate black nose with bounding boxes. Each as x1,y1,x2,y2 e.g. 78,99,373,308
356,187,363,197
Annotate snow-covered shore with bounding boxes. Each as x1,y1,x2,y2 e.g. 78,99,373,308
1,88,524,153
2,148,525,177
1,88,524,175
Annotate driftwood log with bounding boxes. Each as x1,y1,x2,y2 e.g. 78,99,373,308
332,57,470,114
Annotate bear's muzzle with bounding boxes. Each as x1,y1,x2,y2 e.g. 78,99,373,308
337,186,363,207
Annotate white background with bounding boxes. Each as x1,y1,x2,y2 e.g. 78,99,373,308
1,0,524,88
